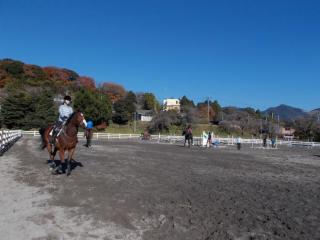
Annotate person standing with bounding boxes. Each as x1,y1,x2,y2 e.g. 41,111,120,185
207,132,212,147
186,125,193,147
85,119,94,147
236,136,242,150
263,134,267,148
271,137,276,148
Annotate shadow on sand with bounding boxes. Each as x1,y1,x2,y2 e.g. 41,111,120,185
46,159,83,174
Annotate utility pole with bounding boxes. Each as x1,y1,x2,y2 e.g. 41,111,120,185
133,112,137,133
207,97,210,124
260,119,263,138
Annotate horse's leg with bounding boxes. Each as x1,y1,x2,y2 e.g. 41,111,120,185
49,148,58,169
53,149,65,174
66,148,76,176
88,134,92,147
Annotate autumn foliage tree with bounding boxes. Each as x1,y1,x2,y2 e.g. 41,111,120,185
77,76,96,90
101,82,126,103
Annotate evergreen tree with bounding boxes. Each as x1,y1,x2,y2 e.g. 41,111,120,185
210,100,222,121
180,96,195,108
113,91,137,124
143,93,157,110
73,88,112,124
1,91,32,129
1,89,56,129
31,90,57,128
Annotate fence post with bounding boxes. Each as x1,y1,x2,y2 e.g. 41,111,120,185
251,135,254,148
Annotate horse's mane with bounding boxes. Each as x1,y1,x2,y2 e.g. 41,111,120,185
66,111,79,125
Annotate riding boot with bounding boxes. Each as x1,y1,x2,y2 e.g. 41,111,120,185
50,129,57,144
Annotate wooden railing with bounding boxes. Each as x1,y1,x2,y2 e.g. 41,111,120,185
0,130,22,156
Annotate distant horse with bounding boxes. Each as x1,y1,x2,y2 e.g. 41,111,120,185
40,111,87,175
182,130,193,148
95,121,107,131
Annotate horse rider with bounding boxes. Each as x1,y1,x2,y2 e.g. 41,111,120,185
50,95,74,144
84,119,94,147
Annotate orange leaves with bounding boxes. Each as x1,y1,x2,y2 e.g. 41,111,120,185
101,82,126,103
77,76,96,90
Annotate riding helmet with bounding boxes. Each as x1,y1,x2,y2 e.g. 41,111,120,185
64,95,72,101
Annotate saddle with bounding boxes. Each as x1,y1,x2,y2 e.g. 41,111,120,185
50,122,66,144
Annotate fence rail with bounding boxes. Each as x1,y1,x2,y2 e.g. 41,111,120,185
0,130,22,156
21,130,320,148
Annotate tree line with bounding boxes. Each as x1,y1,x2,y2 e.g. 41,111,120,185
0,58,319,140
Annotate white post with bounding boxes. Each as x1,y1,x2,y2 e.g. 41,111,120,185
251,135,254,149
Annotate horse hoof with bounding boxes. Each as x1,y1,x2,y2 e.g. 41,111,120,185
51,168,58,175
49,163,56,169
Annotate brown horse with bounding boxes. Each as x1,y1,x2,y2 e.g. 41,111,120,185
40,111,87,175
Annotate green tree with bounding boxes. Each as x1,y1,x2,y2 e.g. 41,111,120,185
126,91,137,114
143,93,157,111
1,89,56,129
180,96,195,108
1,91,32,129
74,88,112,124
113,91,137,124
210,100,222,121
25,90,58,128
180,96,194,113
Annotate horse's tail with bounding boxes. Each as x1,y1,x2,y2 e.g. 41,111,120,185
39,127,47,149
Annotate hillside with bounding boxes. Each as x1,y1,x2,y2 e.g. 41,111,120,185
310,108,320,116
262,104,308,121
0,58,95,96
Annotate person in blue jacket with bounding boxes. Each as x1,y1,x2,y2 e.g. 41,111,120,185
85,119,94,147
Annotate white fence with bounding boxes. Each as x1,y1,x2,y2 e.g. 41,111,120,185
22,130,201,144
21,130,320,148
0,130,22,156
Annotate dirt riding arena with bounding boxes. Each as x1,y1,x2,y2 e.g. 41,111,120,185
1,137,320,240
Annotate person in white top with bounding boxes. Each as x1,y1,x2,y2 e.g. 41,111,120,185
50,95,74,144
236,136,242,150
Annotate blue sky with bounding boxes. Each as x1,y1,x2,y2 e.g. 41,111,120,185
0,0,319,111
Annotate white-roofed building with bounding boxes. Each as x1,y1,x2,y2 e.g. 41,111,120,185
163,98,180,112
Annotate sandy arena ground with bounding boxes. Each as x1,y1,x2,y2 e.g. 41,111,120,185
0,137,320,240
